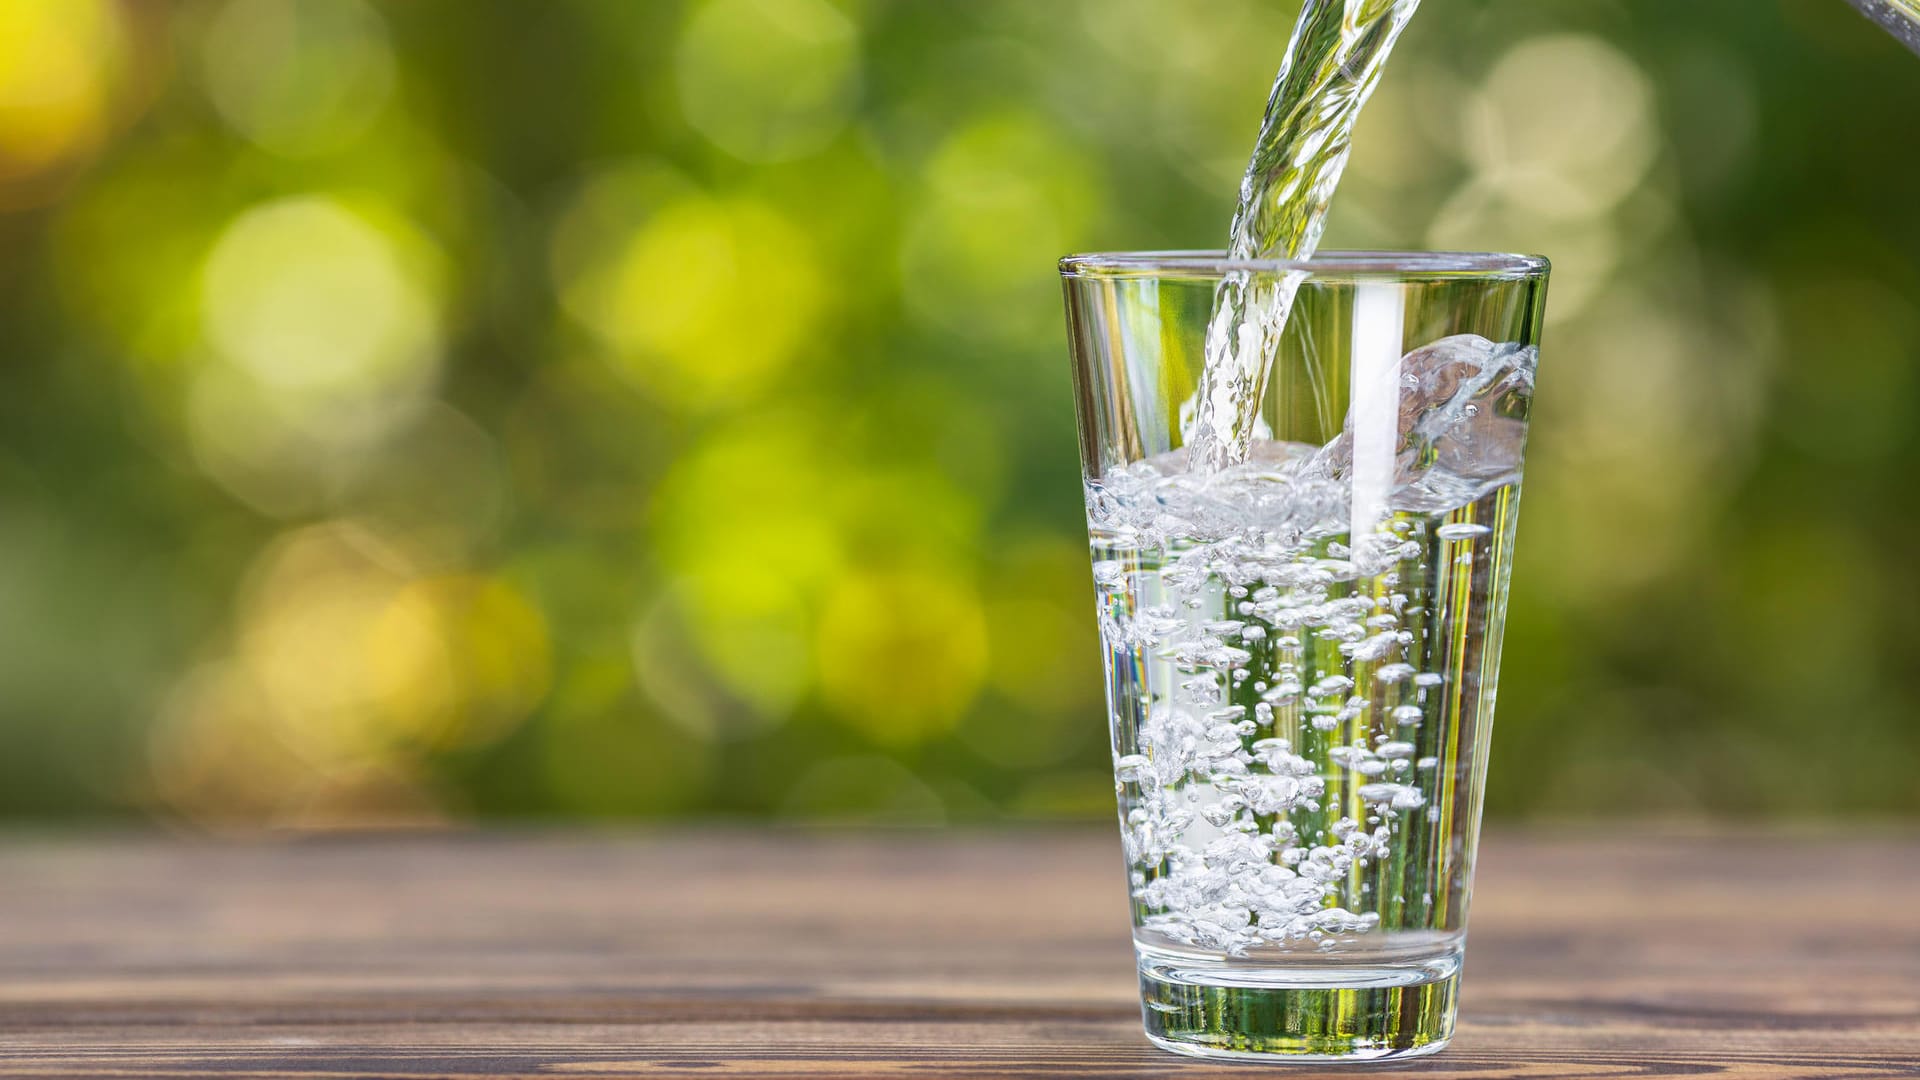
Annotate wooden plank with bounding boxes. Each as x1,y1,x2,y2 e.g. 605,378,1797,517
0,831,1915,1078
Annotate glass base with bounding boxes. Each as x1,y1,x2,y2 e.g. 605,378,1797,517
1137,945,1461,1061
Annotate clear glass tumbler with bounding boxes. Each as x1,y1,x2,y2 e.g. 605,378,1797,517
1060,251,1550,1061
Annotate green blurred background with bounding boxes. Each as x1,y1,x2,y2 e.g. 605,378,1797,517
1,0,1916,826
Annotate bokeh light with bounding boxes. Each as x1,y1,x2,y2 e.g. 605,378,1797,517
1466,35,1659,222
899,112,1099,343
816,567,990,746
198,0,396,157
674,0,860,162
555,173,826,410
648,408,840,714
0,0,126,206
191,194,444,510
149,521,549,825
202,195,438,399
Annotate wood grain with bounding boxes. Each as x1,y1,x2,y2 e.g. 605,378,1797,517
0,830,1916,1078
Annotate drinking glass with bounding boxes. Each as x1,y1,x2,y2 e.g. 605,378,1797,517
1060,251,1550,1061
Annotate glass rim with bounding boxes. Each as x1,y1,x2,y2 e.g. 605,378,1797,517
1059,249,1551,281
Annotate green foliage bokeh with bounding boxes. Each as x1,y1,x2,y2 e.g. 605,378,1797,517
0,0,1916,824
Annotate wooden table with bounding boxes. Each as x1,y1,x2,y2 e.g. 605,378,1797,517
0,831,1915,1077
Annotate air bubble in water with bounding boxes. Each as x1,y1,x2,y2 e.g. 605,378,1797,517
1309,675,1355,697
1376,663,1416,683
1358,783,1426,810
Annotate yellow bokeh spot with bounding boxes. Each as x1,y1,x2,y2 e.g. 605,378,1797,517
612,198,820,403
986,597,1098,715
545,160,694,298
650,409,845,607
371,576,553,751
1467,35,1658,220
428,576,554,744
151,660,450,829
228,522,548,769
676,0,860,162
150,661,317,824
237,525,415,760
1423,187,1620,323
563,193,824,410
964,539,1100,767
647,411,839,714
191,195,444,502
816,568,989,745
202,194,440,398
199,0,395,157
0,0,123,194
661,582,814,720
646,405,990,724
